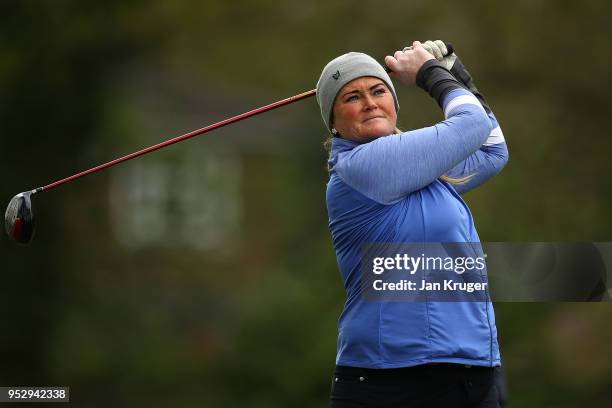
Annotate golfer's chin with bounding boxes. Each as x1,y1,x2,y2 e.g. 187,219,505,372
358,122,395,141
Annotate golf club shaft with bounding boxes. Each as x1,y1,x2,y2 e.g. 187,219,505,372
38,88,316,193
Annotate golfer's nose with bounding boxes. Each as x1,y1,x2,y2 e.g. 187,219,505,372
363,94,377,110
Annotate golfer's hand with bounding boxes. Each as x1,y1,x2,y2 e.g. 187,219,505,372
422,40,457,70
385,41,435,86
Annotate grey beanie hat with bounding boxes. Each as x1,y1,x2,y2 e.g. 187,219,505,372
316,52,399,133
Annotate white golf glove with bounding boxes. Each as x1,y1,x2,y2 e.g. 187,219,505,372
421,40,457,70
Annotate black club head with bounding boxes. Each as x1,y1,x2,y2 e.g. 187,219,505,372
5,191,35,244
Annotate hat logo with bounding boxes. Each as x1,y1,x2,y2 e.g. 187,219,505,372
332,70,340,80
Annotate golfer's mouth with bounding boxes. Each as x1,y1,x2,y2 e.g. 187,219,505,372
363,116,385,123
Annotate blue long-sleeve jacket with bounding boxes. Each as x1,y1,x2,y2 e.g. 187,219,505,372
326,88,508,368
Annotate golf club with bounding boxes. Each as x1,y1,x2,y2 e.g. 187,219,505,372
5,43,454,244
5,89,316,244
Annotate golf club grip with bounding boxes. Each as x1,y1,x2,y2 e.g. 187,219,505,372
384,42,455,73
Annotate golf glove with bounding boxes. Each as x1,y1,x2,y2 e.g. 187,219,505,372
422,40,457,70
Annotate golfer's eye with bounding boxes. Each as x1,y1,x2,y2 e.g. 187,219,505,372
374,87,386,96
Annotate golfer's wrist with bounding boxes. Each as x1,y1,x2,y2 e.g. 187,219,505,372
449,58,492,114
416,60,463,107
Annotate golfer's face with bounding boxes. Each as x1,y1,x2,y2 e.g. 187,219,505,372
332,76,397,143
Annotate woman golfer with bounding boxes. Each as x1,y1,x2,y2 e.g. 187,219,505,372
317,40,508,407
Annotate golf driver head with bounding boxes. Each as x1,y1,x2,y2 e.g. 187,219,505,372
5,191,35,244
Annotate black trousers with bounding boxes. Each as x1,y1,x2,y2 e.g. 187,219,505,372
330,364,500,408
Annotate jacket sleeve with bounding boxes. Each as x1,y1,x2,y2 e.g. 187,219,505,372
444,111,509,194
333,88,493,205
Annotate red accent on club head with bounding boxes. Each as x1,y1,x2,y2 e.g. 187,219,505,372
12,217,23,240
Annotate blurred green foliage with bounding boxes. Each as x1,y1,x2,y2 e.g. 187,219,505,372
1,1,611,407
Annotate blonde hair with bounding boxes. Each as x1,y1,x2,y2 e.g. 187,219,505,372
323,127,474,186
